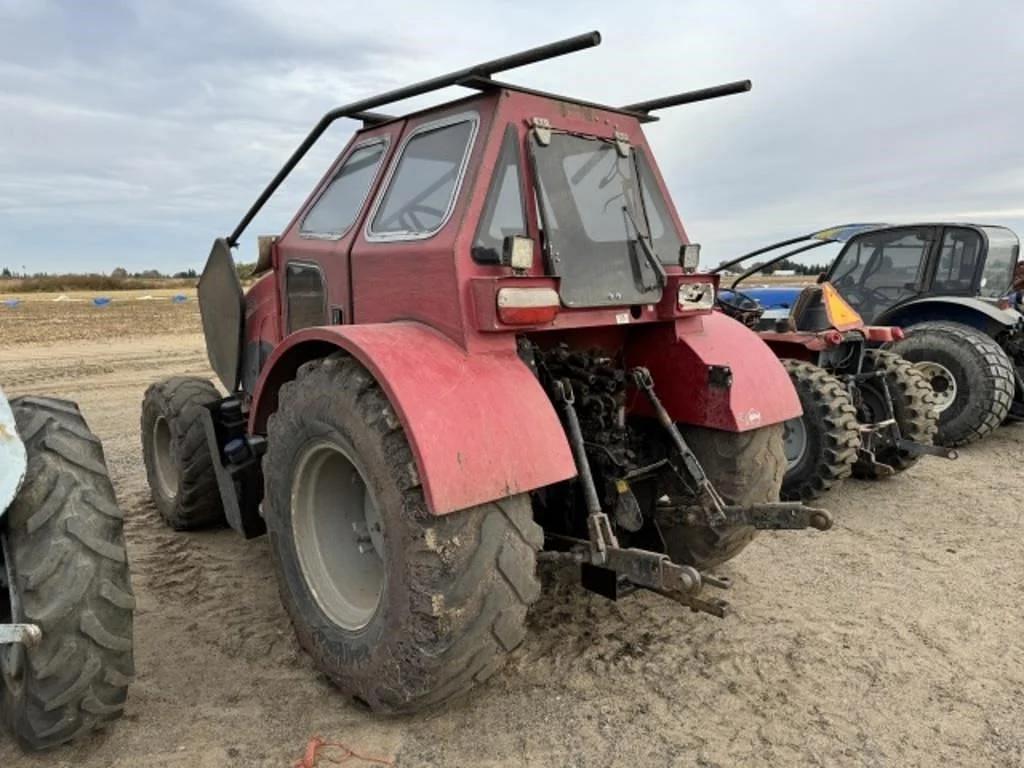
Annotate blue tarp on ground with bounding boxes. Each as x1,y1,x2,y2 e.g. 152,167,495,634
92,297,112,307
3,299,21,308
171,294,188,304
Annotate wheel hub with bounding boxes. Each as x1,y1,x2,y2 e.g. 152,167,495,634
151,415,179,499
290,439,384,631
782,417,808,468
914,361,957,414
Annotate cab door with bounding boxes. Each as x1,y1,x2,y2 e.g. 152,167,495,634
274,126,399,336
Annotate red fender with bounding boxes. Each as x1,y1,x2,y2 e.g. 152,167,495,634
626,312,801,430
250,322,576,515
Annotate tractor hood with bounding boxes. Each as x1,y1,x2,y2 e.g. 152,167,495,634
0,388,26,517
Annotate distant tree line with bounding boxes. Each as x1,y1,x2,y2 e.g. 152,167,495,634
2,263,255,281
718,258,829,276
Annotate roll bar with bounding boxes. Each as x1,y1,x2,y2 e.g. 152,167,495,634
228,31,602,245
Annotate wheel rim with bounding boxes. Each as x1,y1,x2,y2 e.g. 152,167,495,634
782,417,808,468
914,361,957,414
152,415,178,499
290,439,385,631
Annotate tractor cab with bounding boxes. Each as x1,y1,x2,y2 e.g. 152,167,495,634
826,224,1020,324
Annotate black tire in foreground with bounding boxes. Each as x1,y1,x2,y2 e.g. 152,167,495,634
852,349,939,476
891,322,1015,447
262,354,543,713
1,397,134,750
779,360,860,501
141,377,224,530
658,423,786,570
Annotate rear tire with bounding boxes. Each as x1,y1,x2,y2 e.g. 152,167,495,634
852,349,938,476
263,354,543,713
1,397,134,750
779,360,860,501
658,423,786,570
891,322,1014,447
141,377,224,530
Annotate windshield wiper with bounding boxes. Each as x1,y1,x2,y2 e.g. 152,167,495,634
622,204,667,292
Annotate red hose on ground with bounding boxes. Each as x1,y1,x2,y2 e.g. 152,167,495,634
293,736,394,767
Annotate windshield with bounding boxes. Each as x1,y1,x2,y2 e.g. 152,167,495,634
530,133,682,307
979,227,1019,297
828,227,931,320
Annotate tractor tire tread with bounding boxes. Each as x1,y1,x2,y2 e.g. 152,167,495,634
264,354,542,713
140,376,224,530
2,397,133,751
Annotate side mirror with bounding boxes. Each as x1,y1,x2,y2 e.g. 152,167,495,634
679,243,701,273
816,272,828,284
501,235,535,271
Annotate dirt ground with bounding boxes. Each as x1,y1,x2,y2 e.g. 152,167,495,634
1,295,1022,767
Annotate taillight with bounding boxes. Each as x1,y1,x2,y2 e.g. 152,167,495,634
677,282,715,311
496,287,560,325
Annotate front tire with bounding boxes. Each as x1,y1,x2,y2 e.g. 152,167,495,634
852,349,938,476
779,360,860,501
263,354,543,713
658,423,786,570
891,322,1015,447
1,398,134,750
141,377,224,530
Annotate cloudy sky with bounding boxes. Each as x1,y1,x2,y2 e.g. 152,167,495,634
2,0,1023,274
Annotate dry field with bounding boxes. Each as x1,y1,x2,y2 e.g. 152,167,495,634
1,293,1022,767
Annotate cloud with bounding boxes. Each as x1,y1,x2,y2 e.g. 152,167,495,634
0,0,1022,274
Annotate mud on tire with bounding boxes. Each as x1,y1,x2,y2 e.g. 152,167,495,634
891,322,1015,447
262,354,543,713
779,360,860,501
141,377,225,530
853,349,938,476
658,423,786,570
1,397,134,750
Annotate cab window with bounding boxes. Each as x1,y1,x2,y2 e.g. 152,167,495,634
472,126,526,263
370,114,477,239
301,141,387,238
932,228,982,293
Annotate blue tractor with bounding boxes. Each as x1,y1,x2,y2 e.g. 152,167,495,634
718,223,1023,447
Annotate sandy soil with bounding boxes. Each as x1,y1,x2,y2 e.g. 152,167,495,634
1,298,1022,767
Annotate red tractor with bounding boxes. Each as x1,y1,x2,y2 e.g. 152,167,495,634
714,228,954,501
141,32,830,713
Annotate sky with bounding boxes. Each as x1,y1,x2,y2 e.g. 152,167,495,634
2,0,1023,274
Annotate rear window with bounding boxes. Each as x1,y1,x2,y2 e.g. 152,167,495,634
979,227,1019,297
370,114,477,239
301,141,387,238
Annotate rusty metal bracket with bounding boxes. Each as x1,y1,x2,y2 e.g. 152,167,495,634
530,117,553,146
613,129,631,157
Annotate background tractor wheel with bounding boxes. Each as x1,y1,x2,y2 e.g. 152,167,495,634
853,349,938,476
141,376,224,530
262,354,543,713
891,322,1015,447
658,423,786,570
779,360,860,501
1,397,134,750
